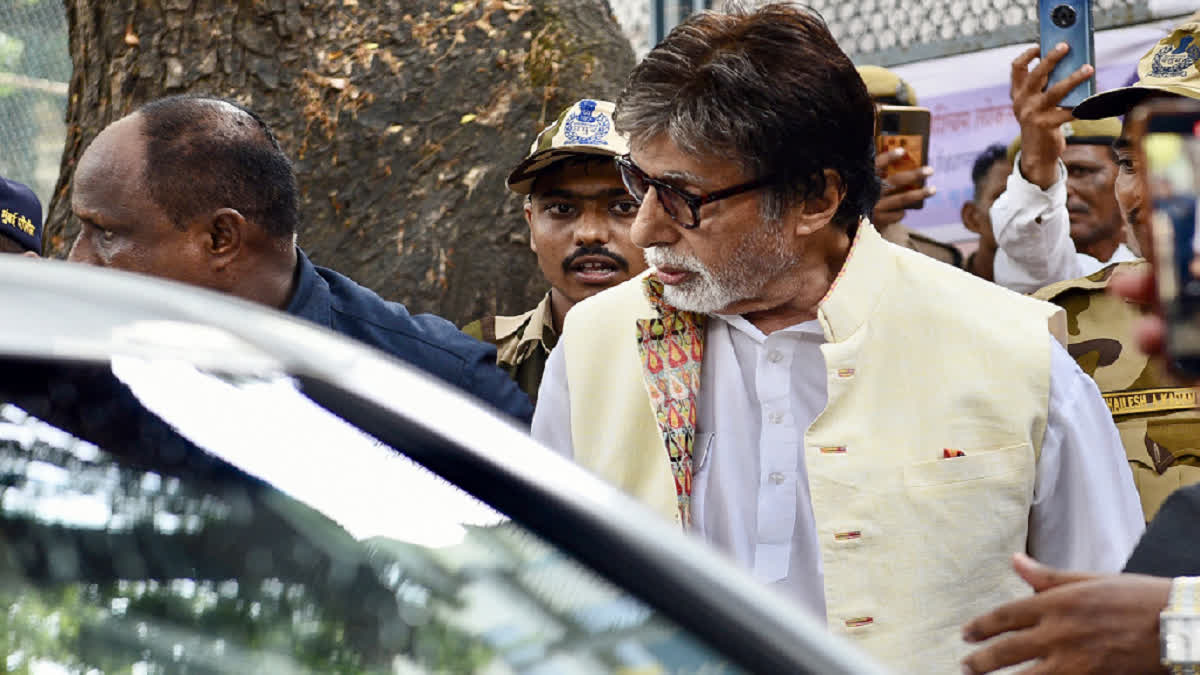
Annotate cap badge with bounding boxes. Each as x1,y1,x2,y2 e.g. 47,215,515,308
1151,35,1200,79
563,99,610,145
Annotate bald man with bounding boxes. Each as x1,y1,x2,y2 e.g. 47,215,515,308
67,94,533,423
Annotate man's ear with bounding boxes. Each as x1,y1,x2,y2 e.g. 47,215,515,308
961,201,981,235
206,208,246,267
524,199,537,254
793,169,845,236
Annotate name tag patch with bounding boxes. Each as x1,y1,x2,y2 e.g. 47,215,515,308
1104,387,1198,416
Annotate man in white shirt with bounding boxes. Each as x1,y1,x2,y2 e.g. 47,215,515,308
531,5,1142,672
989,45,1136,293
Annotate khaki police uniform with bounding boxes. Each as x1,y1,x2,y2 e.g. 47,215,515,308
462,292,556,405
1035,262,1200,520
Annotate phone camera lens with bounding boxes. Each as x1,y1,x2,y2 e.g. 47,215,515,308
1050,5,1077,28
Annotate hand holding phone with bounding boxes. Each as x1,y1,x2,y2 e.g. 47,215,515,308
874,105,932,219
1038,0,1096,109
1008,44,1094,190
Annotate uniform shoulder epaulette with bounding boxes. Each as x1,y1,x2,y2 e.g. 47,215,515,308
1032,260,1147,301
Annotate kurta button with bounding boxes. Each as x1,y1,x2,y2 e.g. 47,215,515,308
769,471,785,484
767,411,783,424
767,349,784,363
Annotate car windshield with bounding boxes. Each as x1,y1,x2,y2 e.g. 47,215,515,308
0,355,746,674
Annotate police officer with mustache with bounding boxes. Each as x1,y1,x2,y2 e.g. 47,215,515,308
463,100,648,404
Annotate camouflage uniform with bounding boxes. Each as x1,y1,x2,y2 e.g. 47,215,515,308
1035,261,1200,520
462,292,555,406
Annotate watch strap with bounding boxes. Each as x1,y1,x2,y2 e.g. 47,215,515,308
1164,577,1200,673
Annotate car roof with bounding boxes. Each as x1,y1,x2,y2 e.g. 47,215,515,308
0,256,889,675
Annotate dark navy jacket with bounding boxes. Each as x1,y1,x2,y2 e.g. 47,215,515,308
286,250,534,425
1124,483,1200,577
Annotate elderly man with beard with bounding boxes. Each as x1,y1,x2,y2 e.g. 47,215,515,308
464,100,646,404
530,5,1142,672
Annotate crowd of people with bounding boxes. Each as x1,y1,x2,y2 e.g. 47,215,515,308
3,4,1200,673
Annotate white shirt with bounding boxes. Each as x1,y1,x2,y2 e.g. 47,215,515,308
991,153,1139,294
532,316,1145,619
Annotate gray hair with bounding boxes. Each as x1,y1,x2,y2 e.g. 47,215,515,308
614,3,880,231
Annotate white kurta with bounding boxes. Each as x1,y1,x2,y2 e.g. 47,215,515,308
533,315,1145,619
990,154,1139,294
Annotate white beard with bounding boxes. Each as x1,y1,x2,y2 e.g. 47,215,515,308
643,221,796,314
644,246,747,313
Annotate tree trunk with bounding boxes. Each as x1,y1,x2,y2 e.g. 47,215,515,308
48,0,635,325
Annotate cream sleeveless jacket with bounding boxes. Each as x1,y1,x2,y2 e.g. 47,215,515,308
559,221,1066,672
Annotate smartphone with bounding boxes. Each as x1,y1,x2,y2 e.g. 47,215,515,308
1038,0,1096,109
1130,100,1200,376
876,105,931,210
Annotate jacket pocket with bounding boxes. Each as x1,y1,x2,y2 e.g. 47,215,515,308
902,443,1034,488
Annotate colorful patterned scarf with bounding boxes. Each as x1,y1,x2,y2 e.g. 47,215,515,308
635,276,707,528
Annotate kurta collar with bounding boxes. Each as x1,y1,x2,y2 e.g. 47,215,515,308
816,220,894,344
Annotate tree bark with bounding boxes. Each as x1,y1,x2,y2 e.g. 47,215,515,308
48,0,635,325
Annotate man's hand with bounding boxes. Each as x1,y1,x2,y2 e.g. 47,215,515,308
872,147,935,228
1010,44,1095,190
961,553,1170,675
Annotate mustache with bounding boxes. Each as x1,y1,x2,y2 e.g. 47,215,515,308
644,246,696,270
561,245,630,273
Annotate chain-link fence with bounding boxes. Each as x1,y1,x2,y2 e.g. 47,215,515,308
0,0,69,214
817,0,1154,66
629,0,1184,62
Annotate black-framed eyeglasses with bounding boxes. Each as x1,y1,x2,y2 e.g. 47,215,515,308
614,154,772,230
